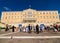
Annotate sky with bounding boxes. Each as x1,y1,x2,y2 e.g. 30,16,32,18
0,0,60,18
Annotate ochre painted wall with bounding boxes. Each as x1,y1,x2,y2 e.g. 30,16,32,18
1,9,59,26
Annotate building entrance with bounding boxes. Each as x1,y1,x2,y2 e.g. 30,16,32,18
23,20,36,23
23,18,36,23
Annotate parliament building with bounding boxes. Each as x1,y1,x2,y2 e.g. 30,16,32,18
1,8,59,27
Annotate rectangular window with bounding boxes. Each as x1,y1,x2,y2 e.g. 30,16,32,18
55,12,57,14
44,16,45,18
46,12,48,14
5,16,7,19
56,16,58,18
53,16,55,18
50,16,51,18
43,12,45,14
40,16,42,18
12,16,13,19
47,16,48,18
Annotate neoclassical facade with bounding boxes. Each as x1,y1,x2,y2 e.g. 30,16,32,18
1,8,59,26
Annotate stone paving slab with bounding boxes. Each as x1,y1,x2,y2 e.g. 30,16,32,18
0,38,60,43
5,32,60,36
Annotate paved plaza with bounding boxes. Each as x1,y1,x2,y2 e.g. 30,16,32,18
0,29,60,43
0,38,60,43
2,32,60,36
0,29,60,36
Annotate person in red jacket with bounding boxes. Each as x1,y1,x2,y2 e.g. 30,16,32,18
56,24,58,31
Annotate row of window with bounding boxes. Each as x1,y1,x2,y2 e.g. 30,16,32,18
37,21,56,23
3,12,58,15
3,16,58,19
5,21,56,23
38,12,58,14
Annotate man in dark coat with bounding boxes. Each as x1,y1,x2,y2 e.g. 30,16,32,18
5,24,9,32
28,24,31,33
12,25,15,32
36,24,39,34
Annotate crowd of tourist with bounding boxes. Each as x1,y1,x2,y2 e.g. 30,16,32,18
4,23,60,34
